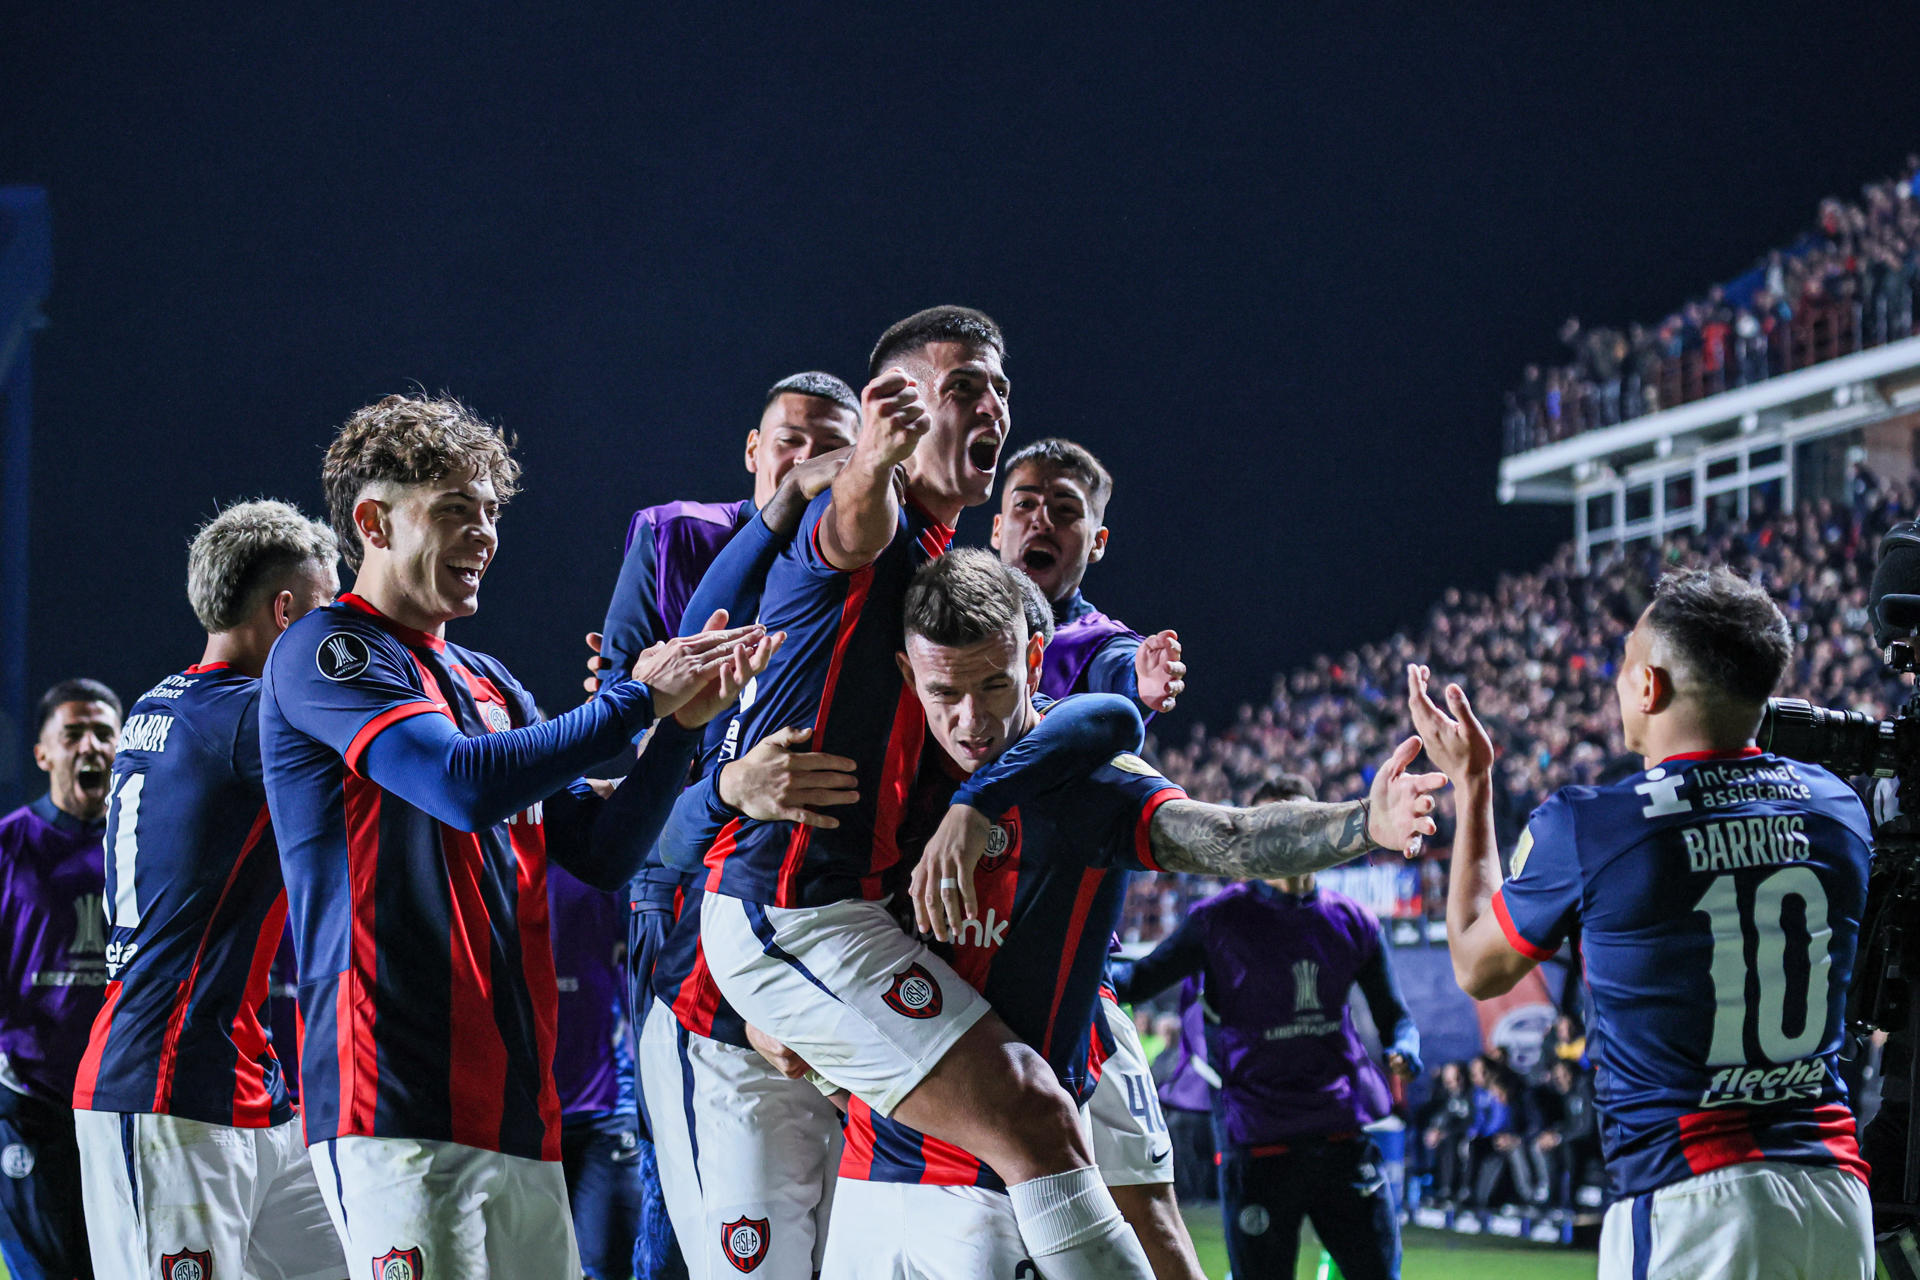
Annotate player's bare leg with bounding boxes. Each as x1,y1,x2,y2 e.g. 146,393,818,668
889,1016,1154,1280
1109,1183,1205,1280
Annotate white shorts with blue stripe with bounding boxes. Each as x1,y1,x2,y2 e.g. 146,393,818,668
699,894,991,1117
1598,1160,1870,1280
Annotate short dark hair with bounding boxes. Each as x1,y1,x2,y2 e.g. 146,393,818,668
1646,568,1791,705
323,394,521,570
1015,569,1054,643
764,371,859,418
1252,774,1317,804
904,548,1030,650
869,306,1005,381
1002,438,1115,520
37,679,122,733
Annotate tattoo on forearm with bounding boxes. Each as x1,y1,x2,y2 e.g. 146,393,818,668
1149,798,1374,878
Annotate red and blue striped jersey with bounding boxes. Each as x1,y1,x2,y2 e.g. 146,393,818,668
700,492,954,907
260,595,566,1160
75,664,292,1127
840,747,1184,1189
1495,750,1870,1198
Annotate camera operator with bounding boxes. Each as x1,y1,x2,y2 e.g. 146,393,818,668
1412,568,1873,1280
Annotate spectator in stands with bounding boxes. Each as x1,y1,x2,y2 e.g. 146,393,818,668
1505,157,1920,451
1112,774,1421,1280
1418,1063,1473,1206
1541,1014,1587,1071
1527,1059,1601,1212
1466,1059,1535,1210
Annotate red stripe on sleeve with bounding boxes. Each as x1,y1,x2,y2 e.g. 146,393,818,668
70,980,123,1110
1491,890,1557,962
1132,787,1187,871
343,701,444,775
1041,869,1106,1061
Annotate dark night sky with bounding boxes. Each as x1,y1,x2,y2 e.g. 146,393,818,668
6,4,1920,743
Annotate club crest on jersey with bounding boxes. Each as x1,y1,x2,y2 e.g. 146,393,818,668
480,700,512,732
980,811,1019,872
317,633,372,682
884,963,943,1019
0,1143,33,1178
720,1216,770,1272
371,1247,423,1280
161,1250,211,1280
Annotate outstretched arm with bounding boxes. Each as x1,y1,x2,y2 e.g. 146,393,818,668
1407,664,1541,998
1146,736,1444,877
819,370,925,571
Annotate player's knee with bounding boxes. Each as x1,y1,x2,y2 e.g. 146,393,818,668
996,1050,1092,1174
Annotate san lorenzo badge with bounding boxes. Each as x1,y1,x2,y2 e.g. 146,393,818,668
883,962,943,1019
161,1251,212,1280
372,1247,423,1280
721,1216,770,1272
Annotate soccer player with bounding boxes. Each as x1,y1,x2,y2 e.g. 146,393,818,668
804,549,1441,1278
992,436,1196,1278
1111,773,1423,1280
588,373,858,1280
260,393,774,1275
71,499,348,1279
0,678,120,1280
991,437,1184,715
1409,567,1874,1280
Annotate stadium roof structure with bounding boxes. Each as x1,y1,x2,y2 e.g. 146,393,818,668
1499,333,1920,568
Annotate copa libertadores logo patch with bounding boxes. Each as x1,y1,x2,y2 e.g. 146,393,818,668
161,1250,211,1280
317,632,373,682
372,1247,423,1280
721,1216,770,1272
883,962,943,1019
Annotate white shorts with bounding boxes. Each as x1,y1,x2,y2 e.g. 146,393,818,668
308,1133,578,1278
1086,997,1173,1187
818,1177,1033,1279
75,1108,345,1280
640,997,843,1280
700,894,991,1116
1598,1161,1871,1280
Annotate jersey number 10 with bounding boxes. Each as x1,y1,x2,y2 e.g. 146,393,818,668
1695,866,1832,1065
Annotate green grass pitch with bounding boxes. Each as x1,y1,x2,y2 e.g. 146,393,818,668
1182,1207,1598,1279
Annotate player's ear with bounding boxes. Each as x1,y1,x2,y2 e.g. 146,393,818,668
990,512,1004,550
895,651,915,687
271,589,297,634
352,495,391,557
1644,664,1675,713
1087,526,1109,564
31,739,50,774
1026,632,1046,688
743,428,761,474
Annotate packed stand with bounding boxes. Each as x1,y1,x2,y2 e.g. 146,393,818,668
1124,468,1916,945
1504,155,1920,453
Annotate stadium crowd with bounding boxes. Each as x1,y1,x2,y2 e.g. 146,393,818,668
1124,468,1914,943
1504,155,1920,452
